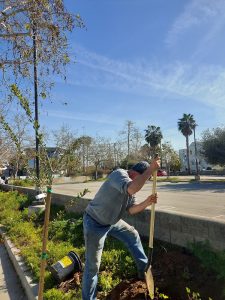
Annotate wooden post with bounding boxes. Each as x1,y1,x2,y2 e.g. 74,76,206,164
38,187,52,300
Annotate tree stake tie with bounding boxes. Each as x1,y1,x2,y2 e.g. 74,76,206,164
47,188,52,193
41,252,48,260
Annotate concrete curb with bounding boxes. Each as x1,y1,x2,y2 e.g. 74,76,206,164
0,226,38,300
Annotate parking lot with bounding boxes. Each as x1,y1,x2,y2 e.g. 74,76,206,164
52,176,225,222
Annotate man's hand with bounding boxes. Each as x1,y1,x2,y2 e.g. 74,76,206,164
150,157,161,173
146,193,158,206
128,193,158,215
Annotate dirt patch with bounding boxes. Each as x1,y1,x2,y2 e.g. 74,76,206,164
57,249,224,300
104,279,148,300
103,250,225,300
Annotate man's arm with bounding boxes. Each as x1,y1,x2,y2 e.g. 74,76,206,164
127,158,160,196
128,194,157,215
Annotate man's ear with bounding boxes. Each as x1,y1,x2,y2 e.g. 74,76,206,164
128,170,139,180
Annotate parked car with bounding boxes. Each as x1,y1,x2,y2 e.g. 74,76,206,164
157,169,167,176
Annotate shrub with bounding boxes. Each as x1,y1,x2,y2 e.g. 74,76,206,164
44,288,82,300
9,178,34,187
48,217,84,247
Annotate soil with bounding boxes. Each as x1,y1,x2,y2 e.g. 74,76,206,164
58,272,81,293
104,250,225,300
58,249,225,300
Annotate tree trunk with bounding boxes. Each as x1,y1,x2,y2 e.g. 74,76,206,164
160,141,162,169
95,164,98,180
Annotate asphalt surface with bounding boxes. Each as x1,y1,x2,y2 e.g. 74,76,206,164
0,244,27,300
52,177,225,222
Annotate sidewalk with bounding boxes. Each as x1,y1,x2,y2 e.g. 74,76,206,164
0,243,27,300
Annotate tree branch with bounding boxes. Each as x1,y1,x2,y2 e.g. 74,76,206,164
0,32,30,38
0,8,28,23
0,59,32,65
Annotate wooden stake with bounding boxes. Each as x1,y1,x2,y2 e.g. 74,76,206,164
38,187,52,300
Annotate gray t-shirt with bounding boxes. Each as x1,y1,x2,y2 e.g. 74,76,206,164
85,169,137,225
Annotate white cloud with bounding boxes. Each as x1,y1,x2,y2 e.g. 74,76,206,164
166,0,225,48
46,110,120,126
191,15,225,61
68,45,225,111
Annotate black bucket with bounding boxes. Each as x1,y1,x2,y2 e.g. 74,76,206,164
49,251,82,282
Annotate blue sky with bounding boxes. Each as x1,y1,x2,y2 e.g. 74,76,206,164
40,0,225,150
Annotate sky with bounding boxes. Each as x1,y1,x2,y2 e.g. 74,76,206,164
40,0,225,151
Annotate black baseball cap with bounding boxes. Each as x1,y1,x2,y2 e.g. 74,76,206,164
131,161,150,174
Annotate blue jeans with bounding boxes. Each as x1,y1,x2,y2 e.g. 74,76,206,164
82,212,147,300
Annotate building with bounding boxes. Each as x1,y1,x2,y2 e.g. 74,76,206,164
179,141,214,172
27,147,60,169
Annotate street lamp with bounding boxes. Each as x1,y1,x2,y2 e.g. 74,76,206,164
165,153,170,178
193,124,200,180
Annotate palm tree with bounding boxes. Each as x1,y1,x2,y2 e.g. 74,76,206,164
144,125,163,158
177,113,196,175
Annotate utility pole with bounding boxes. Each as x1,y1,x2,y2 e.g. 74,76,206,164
113,142,117,167
32,21,40,188
82,126,85,173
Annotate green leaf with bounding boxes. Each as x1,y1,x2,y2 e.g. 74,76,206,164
186,287,191,294
25,23,30,30
40,92,47,99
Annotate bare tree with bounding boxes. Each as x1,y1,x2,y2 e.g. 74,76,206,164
0,0,84,87
10,113,34,177
77,135,93,173
52,125,81,176
89,136,113,180
119,120,143,165
0,0,84,183
112,140,126,167
0,128,14,167
131,127,143,158
161,142,181,175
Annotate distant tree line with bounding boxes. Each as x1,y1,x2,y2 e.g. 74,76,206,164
177,113,225,175
1,111,225,180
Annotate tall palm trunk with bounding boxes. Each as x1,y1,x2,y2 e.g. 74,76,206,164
186,135,191,174
160,141,162,168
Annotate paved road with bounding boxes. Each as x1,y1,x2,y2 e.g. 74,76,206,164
0,244,27,300
52,177,225,222
140,181,225,221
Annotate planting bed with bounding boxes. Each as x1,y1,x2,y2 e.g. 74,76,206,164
104,249,224,300
0,190,225,300
60,247,224,300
